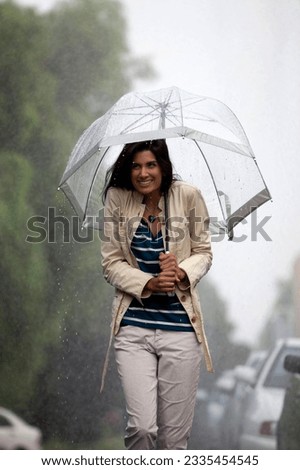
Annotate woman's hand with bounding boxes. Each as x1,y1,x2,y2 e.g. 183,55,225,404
145,270,177,293
143,252,188,295
159,252,187,283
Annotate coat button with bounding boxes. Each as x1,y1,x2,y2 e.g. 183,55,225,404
191,316,196,323
180,295,187,302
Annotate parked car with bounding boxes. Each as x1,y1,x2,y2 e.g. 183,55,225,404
221,349,268,449
277,354,300,449
0,407,42,450
236,338,300,450
191,350,267,450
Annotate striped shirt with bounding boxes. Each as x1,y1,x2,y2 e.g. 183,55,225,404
121,218,193,331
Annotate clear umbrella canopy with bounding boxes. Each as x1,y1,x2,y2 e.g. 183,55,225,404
59,86,271,238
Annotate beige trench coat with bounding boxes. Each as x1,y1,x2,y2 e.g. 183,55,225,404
100,180,213,390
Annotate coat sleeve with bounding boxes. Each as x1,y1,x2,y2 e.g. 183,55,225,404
178,188,213,289
101,188,153,301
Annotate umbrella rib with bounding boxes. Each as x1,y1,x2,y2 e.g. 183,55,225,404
116,103,163,133
193,140,227,223
165,114,182,127
117,106,182,124
137,92,177,111
176,90,184,125
121,114,162,134
83,147,110,223
115,103,159,114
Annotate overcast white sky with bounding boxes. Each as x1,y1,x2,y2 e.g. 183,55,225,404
15,0,300,346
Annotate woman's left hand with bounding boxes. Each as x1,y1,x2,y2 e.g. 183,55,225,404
159,252,186,283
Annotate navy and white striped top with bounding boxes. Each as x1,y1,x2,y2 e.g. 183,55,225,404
121,218,193,332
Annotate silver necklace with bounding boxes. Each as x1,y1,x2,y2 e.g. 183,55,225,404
145,203,159,223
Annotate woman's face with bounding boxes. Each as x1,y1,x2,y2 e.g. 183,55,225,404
130,150,163,198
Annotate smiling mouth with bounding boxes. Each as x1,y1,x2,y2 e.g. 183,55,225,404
138,180,153,186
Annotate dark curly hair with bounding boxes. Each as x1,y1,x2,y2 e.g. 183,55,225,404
102,139,175,202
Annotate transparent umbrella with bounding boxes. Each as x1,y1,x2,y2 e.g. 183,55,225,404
58,86,271,239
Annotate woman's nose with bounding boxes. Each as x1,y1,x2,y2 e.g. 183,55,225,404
140,165,148,177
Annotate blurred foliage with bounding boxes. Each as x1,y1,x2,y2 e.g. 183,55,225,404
0,152,55,409
259,279,295,350
199,278,250,388
0,0,248,450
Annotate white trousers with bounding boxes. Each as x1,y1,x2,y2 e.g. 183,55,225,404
114,326,202,450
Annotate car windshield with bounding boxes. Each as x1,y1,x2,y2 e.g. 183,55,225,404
264,346,300,388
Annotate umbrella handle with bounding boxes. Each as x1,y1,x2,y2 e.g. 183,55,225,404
164,192,175,297
164,192,170,252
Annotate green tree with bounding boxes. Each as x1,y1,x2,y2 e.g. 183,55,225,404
46,0,131,117
0,152,56,409
0,1,57,154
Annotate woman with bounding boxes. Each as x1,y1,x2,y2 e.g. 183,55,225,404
101,139,213,450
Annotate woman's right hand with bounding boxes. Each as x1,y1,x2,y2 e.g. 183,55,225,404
145,270,177,293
